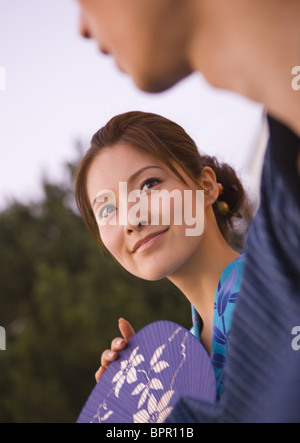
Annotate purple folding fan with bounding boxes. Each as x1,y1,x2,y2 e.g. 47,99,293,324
77,321,216,424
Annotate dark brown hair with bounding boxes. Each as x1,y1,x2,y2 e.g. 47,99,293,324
75,111,251,248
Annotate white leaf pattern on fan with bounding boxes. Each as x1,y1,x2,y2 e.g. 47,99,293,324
133,391,175,423
91,327,188,423
112,346,145,398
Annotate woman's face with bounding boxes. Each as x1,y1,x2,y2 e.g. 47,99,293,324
86,143,210,281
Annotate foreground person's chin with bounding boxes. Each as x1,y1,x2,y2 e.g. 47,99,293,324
132,70,191,94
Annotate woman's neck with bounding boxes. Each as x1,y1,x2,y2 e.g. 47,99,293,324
168,215,240,352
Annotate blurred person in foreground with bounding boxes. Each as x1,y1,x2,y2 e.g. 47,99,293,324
75,0,300,422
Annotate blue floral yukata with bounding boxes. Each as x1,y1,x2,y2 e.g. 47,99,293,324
191,255,245,399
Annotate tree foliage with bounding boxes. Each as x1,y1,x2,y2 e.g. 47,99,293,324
0,152,191,423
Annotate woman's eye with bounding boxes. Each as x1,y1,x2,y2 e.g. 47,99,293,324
98,204,116,220
141,178,161,192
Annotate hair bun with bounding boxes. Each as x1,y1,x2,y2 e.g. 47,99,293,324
199,155,252,246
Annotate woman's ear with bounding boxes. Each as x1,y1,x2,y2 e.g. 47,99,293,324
198,167,219,206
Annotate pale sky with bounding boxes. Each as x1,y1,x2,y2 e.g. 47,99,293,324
0,0,266,210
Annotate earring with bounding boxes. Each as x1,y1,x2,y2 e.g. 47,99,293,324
216,201,242,218
217,183,224,196
216,183,242,219
216,201,230,216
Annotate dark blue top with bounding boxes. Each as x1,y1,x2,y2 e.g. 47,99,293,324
167,117,300,423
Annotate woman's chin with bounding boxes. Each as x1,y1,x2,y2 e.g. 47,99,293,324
130,265,170,282
137,271,167,282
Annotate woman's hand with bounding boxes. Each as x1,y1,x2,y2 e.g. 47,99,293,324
95,318,135,383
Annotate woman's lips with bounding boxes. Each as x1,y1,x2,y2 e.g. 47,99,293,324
132,229,169,254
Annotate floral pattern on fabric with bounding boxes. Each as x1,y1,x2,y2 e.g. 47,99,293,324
191,254,245,399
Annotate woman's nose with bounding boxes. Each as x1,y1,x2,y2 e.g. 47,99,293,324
126,220,148,234
125,192,150,233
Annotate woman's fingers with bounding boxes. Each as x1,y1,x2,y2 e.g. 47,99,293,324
95,319,135,383
96,349,118,382
101,349,118,368
95,343,124,383
95,366,106,383
111,337,127,352
119,318,135,341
